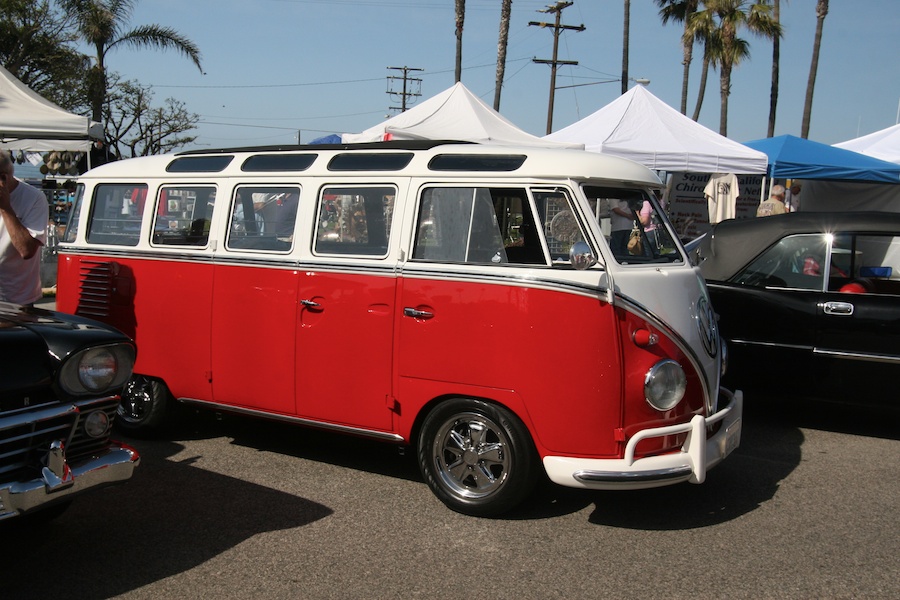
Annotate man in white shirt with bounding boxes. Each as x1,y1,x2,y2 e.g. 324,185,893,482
0,151,49,305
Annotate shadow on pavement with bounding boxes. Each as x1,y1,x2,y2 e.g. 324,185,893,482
0,437,332,599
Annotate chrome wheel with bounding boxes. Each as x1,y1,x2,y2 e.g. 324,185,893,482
432,411,511,499
418,399,538,516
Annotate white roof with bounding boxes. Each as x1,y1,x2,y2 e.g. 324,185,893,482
543,85,769,174
342,82,582,149
0,63,102,151
833,123,900,164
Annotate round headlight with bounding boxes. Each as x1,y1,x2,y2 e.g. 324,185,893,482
78,348,118,391
644,359,687,411
84,410,111,438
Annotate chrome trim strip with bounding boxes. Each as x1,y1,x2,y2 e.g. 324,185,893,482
574,465,692,483
730,338,811,351
731,339,900,364
177,398,406,443
813,348,900,364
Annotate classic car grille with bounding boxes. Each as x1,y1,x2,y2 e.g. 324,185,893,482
0,389,56,414
0,398,116,484
76,260,115,318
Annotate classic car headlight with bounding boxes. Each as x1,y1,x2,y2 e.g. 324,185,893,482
59,344,136,395
644,359,687,411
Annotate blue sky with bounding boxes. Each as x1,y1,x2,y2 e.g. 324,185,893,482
97,0,900,150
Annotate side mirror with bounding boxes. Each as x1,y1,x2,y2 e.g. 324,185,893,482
569,241,597,270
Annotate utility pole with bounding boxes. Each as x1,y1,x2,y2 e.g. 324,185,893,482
386,66,423,113
530,1,585,134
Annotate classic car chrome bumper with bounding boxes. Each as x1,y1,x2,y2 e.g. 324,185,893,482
0,442,140,521
543,388,743,490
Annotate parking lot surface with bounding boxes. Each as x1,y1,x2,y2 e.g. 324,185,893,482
2,397,897,599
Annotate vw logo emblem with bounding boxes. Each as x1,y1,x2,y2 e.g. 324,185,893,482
696,297,718,358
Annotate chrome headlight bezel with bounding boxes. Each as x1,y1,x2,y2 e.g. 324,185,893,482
644,359,687,412
59,343,136,395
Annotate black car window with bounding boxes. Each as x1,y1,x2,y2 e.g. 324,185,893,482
731,233,828,291
829,233,900,295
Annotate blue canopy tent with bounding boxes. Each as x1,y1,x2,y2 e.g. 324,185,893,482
743,135,900,184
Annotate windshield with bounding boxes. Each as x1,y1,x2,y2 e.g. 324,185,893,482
582,185,683,265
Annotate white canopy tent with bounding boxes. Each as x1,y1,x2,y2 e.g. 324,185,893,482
0,63,102,152
833,123,900,163
543,85,768,174
342,82,582,149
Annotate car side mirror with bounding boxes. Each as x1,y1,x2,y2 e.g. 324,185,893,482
569,241,597,270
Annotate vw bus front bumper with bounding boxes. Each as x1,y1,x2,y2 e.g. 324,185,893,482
542,389,742,490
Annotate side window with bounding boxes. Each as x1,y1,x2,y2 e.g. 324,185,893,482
583,186,682,264
830,233,900,295
313,186,394,256
731,233,828,290
86,183,146,246
62,183,85,243
227,186,299,252
152,186,217,247
533,189,587,263
412,186,587,267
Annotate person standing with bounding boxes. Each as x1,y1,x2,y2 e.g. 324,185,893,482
0,151,49,305
610,198,637,256
784,183,802,212
756,184,787,217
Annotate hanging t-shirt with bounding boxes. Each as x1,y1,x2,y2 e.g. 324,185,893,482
703,173,740,224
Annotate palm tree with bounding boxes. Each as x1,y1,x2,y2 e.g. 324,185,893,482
685,7,723,122
800,0,828,139
61,0,202,124
766,0,783,137
621,0,630,95
693,0,780,136
656,0,701,115
455,0,466,83
494,0,513,110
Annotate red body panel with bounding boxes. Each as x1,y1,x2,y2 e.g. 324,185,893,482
396,274,623,457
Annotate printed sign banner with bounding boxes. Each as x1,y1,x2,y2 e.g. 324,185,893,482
665,173,763,239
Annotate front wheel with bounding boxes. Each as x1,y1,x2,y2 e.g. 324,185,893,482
417,398,539,517
117,375,171,435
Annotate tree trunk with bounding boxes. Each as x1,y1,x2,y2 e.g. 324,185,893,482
801,0,829,139
455,0,466,83
692,54,711,122
719,62,732,137
767,0,781,137
680,29,693,115
494,0,512,110
621,0,630,94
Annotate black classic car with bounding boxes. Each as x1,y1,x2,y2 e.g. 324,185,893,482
0,302,139,521
688,212,900,406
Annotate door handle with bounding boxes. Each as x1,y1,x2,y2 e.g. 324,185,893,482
300,299,321,309
403,307,434,319
823,301,854,316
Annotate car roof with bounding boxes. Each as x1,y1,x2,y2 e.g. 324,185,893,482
695,211,900,281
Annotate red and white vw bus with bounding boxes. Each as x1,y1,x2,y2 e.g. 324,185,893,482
57,140,741,516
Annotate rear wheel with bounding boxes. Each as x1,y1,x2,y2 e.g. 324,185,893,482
117,375,171,434
417,398,538,517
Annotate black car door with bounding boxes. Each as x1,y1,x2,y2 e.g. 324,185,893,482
814,233,900,404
